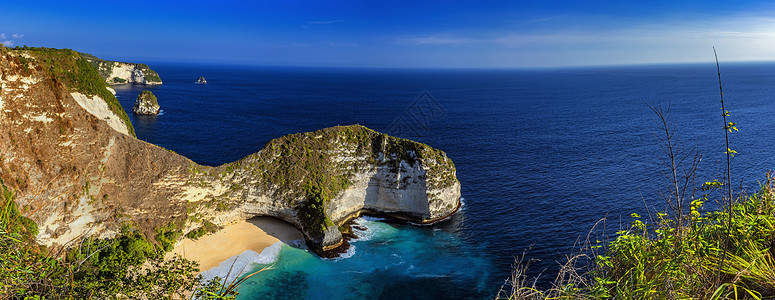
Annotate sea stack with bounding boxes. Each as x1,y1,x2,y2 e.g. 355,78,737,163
133,90,160,115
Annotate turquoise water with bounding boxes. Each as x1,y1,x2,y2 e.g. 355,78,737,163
232,216,492,299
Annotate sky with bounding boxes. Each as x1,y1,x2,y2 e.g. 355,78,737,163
3,0,775,68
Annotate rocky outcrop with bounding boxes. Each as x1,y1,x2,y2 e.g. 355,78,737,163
133,91,160,115
184,125,460,252
0,47,460,255
81,53,162,85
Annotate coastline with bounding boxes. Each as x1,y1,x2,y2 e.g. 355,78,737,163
317,199,463,258
167,217,304,272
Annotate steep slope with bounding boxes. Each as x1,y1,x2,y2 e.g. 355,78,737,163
4,47,136,137
0,46,460,255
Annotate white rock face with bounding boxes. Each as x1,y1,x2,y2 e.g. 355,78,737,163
132,91,160,115
331,162,440,223
0,71,4,111
105,63,161,85
71,92,130,135
186,139,461,252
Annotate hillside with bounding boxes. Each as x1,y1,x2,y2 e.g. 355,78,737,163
0,45,460,255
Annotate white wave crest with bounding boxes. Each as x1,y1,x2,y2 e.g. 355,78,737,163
200,242,283,284
326,244,356,261
359,215,386,222
351,220,373,241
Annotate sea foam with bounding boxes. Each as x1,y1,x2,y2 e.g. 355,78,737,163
200,242,283,284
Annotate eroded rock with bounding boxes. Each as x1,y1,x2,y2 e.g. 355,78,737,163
133,90,160,115
0,47,461,256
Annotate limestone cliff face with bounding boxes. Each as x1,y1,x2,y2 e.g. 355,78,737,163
183,126,460,251
133,90,160,115
0,48,185,248
0,47,460,255
81,53,162,85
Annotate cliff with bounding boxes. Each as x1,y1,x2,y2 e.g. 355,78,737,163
185,125,460,252
0,47,460,255
133,90,160,115
80,52,163,85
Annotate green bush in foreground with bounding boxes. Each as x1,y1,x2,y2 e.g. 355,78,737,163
498,180,775,299
0,179,248,299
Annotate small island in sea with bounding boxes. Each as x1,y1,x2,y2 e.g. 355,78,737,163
133,90,160,115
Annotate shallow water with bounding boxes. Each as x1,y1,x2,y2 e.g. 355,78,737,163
234,217,492,299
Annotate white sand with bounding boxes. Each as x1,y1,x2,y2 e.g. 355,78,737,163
168,217,303,271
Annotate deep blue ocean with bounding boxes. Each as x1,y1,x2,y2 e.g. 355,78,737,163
114,62,775,299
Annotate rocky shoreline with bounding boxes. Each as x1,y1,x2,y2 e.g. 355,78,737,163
317,200,461,257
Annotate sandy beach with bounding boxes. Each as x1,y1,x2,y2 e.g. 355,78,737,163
168,217,304,271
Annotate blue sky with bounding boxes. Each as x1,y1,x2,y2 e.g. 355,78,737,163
3,0,775,68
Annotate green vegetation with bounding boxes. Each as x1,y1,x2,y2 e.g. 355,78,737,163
80,51,162,84
499,183,775,299
497,55,774,300
11,47,136,137
215,125,455,237
1,180,38,238
0,179,252,299
155,221,182,252
138,90,159,108
17,56,29,71
185,220,220,240
142,67,162,83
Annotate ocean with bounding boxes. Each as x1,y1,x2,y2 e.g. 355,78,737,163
113,62,775,299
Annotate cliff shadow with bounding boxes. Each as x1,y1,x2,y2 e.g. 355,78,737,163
245,216,306,247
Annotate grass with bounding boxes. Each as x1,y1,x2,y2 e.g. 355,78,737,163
137,90,159,108
81,51,162,84
497,180,775,299
185,220,220,240
496,51,765,300
211,125,457,238
0,177,253,299
10,47,136,137
142,68,162,83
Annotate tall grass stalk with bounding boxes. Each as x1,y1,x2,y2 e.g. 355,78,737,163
714,47,737,288
494,51,775,299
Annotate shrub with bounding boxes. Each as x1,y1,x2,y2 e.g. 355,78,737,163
185,220,220,240
155,222,182,252
10,47,136,137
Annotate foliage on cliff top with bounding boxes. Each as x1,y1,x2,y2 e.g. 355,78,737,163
137,90,159,107
243,124,456,198
10,47,136,137
142,68,163,83
211,125,457,235
80,51,163,83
